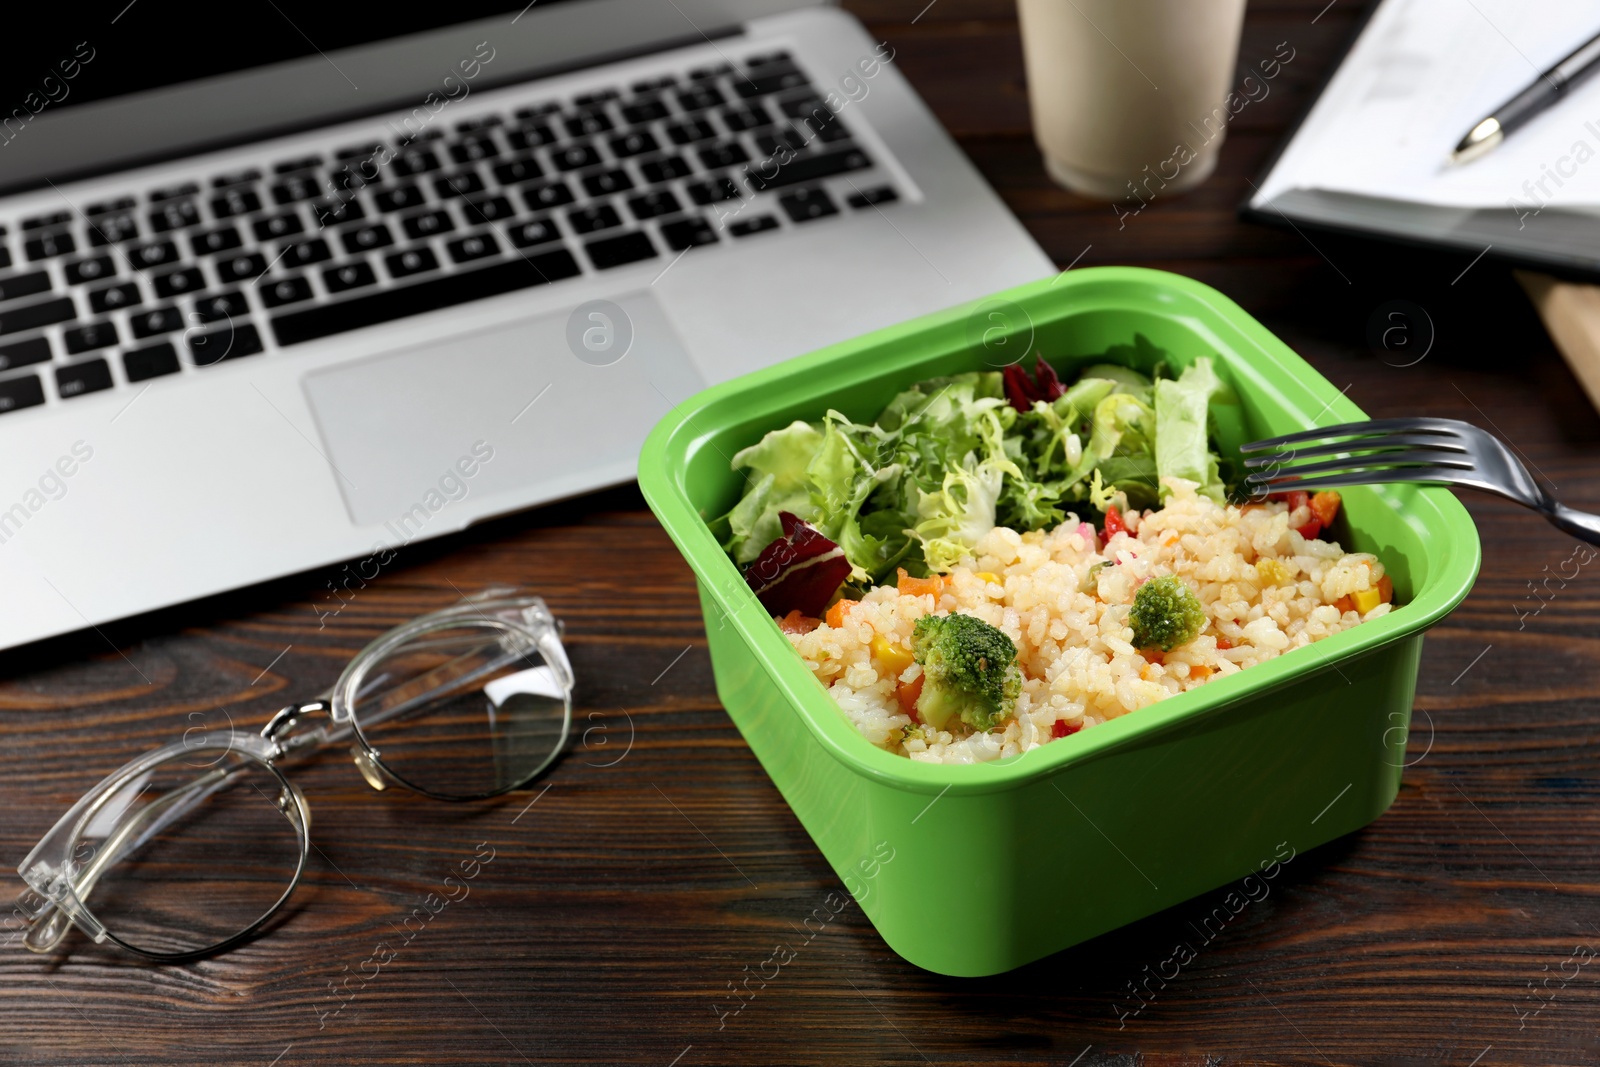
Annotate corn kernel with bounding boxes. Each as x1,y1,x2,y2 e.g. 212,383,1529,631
1353,587,1381,613
975,571,1002,586
870,634,915,675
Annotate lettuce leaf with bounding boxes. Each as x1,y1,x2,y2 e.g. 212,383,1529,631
725,420,824,563
1154,357,1227,502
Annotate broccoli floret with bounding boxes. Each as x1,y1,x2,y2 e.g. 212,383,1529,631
1129,574,1206,651
910,612,1021,732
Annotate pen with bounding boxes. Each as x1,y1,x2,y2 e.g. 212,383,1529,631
1451,27,1600,165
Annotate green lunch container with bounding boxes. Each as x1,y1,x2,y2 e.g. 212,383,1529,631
638,267,1480,977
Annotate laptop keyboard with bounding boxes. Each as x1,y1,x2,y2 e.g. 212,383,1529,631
0,51,900,415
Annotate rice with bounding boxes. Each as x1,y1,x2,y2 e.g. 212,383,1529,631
786,479,1392,764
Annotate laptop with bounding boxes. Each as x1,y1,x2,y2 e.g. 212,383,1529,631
0,0,1053,651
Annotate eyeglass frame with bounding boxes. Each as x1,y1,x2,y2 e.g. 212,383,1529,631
13,589,573,963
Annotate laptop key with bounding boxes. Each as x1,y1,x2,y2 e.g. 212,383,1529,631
189,322,263,365
564,111,613,138
217,252,268,283
572,89,619,107
374,185,426,213
87,197,137,216
25,232,75,261
463,195,515,224
447,232,500,264
628,190,681,220
583,169,633,197
568,204,622,235
660,217,718,251
128,240,179,269
687,177,741,205
492,156,544,185
88,215,138,246
323,262,378,293
754,129,807,156
631,75,676,94
254,214,304,241
57,359,114,398
505,124,556,151
730,214,780,237
735,66,809,99
640,156,692,183
521,181,576,210
149,199,201,233
392,149,442,177
64,320,119,354
261,276,313,308
212,169,261,188
609,131,659,158
551,144,603,171
313,197,365,228
385,247,441,279
21,211,72,231
211,188,262,218
194,290,248,322
274,155,323,174
131,305,183,338
273,249,581,346
341,223,394,254
449,137,499,164
585,231,658,270
676,85,725,112
507,218,560,248
0,271,54,303
435,171,486,198
191,226,243,256
272,175,323,204
280,239,332,269
721,104,773,131
779,186,839,222
666,119,715,145
0,374,45,414
65,255,115,286
699,143,750,169
402,210,454,240
620,99,669,124
0,336,50,371
0,248,10,270
781,95,831,120
90,282,140,313
0,296,75,335
153,267,205,299
848,185,899,208
749,147,871,192
124,341,181,382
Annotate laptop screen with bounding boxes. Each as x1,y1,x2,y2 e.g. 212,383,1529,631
0,3,586,114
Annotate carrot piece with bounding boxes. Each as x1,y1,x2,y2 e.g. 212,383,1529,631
1334,595,1355,614
777,610,820,634
1215,635,1233,650
1144,649,1165,666
896,567,945,599
825,599,857,629
896,673,924,719
1378,574,1393,604
1310,490,1341,528
1189,664,1213,680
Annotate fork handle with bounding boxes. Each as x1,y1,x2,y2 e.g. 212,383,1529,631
1545,503,1600,546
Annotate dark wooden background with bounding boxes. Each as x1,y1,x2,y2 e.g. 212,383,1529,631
6,2,1600,1064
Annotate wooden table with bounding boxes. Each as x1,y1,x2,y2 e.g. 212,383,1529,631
5,3,1598,1064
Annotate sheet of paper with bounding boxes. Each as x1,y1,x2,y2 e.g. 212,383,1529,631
1254,0,1600,214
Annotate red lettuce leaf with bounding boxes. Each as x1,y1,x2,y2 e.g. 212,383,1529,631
744,511,851,618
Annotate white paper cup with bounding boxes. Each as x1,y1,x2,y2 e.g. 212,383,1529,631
1017,0,1248,201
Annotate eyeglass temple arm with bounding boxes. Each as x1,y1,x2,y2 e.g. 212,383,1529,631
22,764,256,953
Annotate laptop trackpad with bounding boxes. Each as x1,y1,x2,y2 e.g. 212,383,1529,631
302,292,702,528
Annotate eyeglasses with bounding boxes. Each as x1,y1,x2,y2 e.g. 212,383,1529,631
13,589,573,962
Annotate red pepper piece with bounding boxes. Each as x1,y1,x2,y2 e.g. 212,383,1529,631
1103,505,1126,539
1051,719,1083,739
745,512,852,618
1295,519,1322,540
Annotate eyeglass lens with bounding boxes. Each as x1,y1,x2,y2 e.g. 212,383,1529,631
348,621,569,800
65,748,305,958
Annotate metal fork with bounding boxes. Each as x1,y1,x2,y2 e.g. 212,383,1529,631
1239,416,1600,545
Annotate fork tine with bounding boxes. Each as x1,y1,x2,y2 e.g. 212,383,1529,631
1240,433,1471,468
1246,450,1475,483
1239,416,1470,454
1241,468,1473,495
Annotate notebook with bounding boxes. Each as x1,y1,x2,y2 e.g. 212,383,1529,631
1246,0,1600,276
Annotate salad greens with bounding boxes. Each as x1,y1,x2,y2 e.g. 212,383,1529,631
722,342,1234,587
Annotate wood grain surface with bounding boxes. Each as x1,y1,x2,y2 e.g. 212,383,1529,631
6,2,1600,1064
